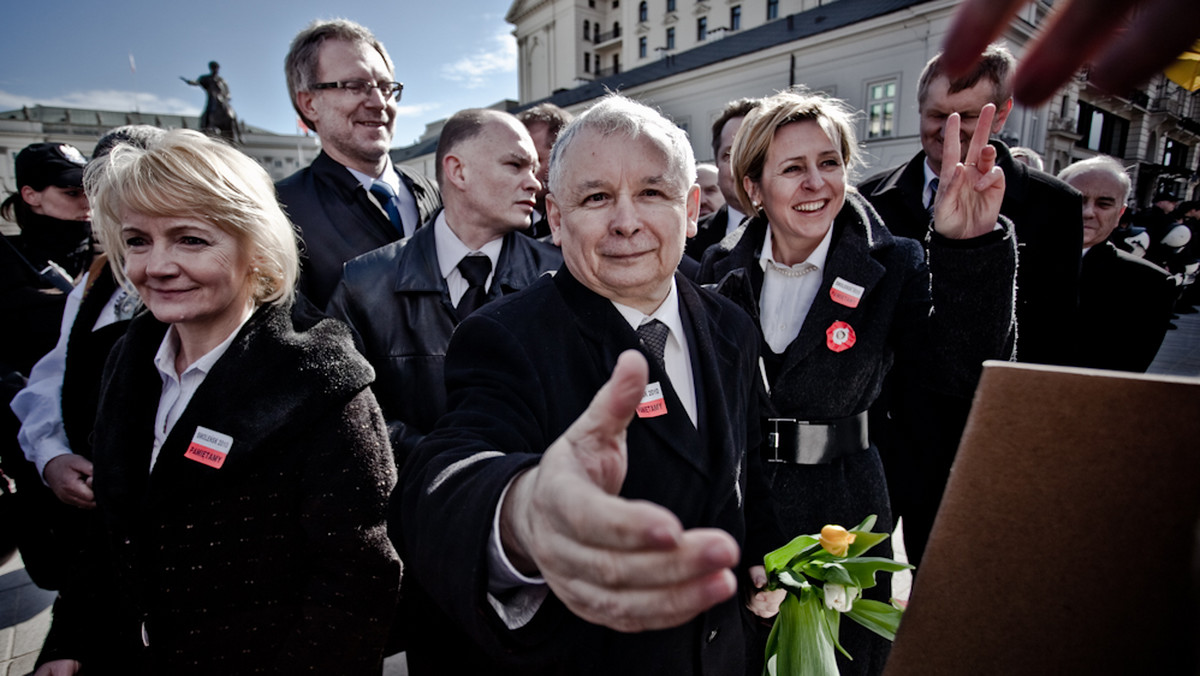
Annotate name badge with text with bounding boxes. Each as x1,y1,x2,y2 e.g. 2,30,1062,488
636,381,668,418
185,426,234,469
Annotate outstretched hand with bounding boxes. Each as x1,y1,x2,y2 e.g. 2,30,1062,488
942,0,1200,105
500,350,741,633
932,104,1005,241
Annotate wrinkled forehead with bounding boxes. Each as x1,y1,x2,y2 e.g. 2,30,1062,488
560,128,684,187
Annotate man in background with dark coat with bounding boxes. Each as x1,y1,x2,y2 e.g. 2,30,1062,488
277,19,441,309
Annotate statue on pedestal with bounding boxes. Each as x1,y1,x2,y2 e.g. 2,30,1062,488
182,61,241,143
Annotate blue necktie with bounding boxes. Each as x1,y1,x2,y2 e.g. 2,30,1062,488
927,177,939,219
369,180,405,235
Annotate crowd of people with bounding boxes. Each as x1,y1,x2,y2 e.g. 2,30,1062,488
1,5,1197,675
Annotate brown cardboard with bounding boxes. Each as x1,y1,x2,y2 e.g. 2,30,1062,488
884,362,1200,676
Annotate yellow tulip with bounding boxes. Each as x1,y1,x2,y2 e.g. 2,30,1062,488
818,525,856,557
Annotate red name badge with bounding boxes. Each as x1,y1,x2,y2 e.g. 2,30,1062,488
636,381,668,418
830,277,865,308
185,426,233,469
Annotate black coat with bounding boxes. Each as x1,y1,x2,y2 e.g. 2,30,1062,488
1075,242,1179,372
686,204,735,262
858,139,1082,366
276,151,442,309
398,267,777,675
699,193,1016,674
327,221,562,463
40,301,401,675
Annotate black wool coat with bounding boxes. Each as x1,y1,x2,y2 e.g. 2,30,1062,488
39,300,401,675
398,267,778,675
276,151,442,309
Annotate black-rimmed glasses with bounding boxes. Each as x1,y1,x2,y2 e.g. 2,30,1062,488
310,80,404,101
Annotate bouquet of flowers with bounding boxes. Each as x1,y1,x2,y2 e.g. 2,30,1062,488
762,515,912,676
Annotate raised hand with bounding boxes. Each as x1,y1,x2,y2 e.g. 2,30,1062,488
933,103,1005,241
500,350,741,632
942,0,1200,105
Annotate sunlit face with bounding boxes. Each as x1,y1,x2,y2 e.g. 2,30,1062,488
696,165,725,218
453,117,541,233
716,115,745,209
919,75,1010,175
298,39,396,175
547,128,699,314
744,120,845,266
22,185,90,221
1065,169,1127,249
122,212,255,341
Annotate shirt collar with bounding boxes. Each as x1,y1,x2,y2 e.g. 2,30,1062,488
758,221,834,274
610,277,684,344
434,211,504,280
153,314,249,382
345,156,400,193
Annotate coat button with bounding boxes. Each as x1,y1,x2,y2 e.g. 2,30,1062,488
708,628,719,643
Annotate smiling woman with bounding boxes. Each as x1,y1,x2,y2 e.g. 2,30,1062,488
697,89,1019,676
32,129,400,676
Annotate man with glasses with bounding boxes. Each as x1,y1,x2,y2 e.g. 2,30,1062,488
278,19,441,308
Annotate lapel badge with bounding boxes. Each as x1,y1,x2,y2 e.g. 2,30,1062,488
184,425,234,469
830,277,865,308
826,320,856,353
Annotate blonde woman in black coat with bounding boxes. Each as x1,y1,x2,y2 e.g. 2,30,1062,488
35,130,400,676
698,91,1017,676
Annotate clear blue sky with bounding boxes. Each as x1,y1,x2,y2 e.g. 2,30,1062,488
0,0,519,148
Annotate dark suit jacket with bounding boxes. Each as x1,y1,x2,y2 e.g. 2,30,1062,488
686,204,737,262
276,151,442,309
858,139,1082,365
1075,242,1179,372
327,221,562,463
398,267,777,675
40,301,400,675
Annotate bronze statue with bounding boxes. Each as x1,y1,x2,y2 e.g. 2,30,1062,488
182,61,241,143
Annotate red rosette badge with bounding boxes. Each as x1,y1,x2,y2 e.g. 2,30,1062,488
826,320,856,352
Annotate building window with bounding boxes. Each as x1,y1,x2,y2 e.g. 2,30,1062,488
666,26,675,50
667,0,676,11
639,36,648,58
767,0,778,20
730,5,741,31
1164,138,1189,169
613,0,619,7
639,1,648,21
584,20,590,40
1075,101,1129,156
589,0,595,6
866,80,897,139
613,21,621,38
697,17,707,41
595,53,602,72
613,54,621,74
585,51,591,72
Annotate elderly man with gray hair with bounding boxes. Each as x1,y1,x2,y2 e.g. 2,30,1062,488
398,94,781,674
1058,155,1179,371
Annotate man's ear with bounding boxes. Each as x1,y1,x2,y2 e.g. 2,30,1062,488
547,193,564,247
295,91,319,130
443,154,467,192
992,97,1013,134
685,185,700,238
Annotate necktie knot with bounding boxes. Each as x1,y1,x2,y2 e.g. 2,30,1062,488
636,319,670,373
369,180,405,234
455,255,493,320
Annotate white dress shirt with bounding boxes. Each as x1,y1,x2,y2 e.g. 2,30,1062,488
432,211,504,307
149,315,249,471
726,205,747,235
347,157,421,237
758,223,834,354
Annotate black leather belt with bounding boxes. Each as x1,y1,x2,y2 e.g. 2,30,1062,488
764,412,869,464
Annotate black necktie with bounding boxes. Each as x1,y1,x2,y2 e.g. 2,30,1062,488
927,177,939,219
636,319,670,374
369,180,405,235
456,255,493,320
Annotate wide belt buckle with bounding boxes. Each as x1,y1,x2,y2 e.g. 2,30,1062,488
766,418,798,463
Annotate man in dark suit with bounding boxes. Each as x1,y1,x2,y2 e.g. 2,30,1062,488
685,98,760,262
277,19,442,308
398,95,781,674
327,108,561,463
858,43,1083,565
1058,156,1179,372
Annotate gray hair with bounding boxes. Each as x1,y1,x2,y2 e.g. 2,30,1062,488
547,94,695,196
1057,155,1132,202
